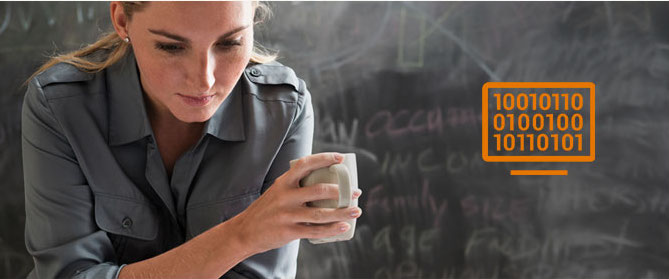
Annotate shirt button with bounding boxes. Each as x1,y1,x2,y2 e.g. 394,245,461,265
122,217,133,229
147,138,155,149
250,68,261,77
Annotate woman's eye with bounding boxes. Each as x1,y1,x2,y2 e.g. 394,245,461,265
154,40,241,54
155,43,184,53
217,40,242,48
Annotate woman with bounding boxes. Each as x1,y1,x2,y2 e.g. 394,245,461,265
22,2,362,278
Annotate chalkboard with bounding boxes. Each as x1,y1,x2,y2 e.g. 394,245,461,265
2,2,669,278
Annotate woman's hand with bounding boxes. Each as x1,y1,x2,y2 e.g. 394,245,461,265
227,152,363,254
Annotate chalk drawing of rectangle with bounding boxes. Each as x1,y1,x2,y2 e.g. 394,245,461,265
397,7,425,68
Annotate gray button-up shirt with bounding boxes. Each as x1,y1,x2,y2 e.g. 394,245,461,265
22,49,313,279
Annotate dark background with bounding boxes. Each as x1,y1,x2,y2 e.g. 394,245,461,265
2,2,669,278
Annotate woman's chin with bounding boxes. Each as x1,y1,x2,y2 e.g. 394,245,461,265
172,109,215,124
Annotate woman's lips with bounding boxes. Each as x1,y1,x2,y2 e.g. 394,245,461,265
178,94,215,107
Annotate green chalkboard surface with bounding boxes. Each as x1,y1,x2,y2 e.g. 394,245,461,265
1,2,668,278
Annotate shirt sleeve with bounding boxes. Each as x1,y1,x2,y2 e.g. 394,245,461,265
22,78,123,279
261,80,314,192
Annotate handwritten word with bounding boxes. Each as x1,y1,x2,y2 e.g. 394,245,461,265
317,117,359,146
519,263,664,279
366,179,447,227
365,108,443,139
364,107,482,140
372,225,440,260
461,195,530,225
374,260,498,279
379,149,484,176
465,220,639,263
365,179,530,226
373,260,663,279
541,183,669,215
417,148,484,174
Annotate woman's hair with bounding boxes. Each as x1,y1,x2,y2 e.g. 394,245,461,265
24,1,276,86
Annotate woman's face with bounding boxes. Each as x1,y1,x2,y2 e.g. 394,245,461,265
126,2,254,123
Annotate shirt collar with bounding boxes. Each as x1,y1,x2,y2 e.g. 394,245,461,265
204,80,246,142
107,49,245,146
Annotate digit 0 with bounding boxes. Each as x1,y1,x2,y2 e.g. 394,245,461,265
572,93,583,111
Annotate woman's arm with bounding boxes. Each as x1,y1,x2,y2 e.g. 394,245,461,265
23,79,123,278
118,153,361,279
117,219,253,279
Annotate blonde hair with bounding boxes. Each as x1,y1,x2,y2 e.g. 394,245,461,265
25,1,276,87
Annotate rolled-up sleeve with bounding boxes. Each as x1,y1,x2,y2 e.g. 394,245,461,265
262,81,314,192
22,78,123,279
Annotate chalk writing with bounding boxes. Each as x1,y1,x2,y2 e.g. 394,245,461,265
371,225,441,262
75,2,95,24
364,107,481,140
374,261,496,279
379,149,484,176
0,2,103,36
465,220,640,263
365,108,443,139
540,183,669,215
317,117,359,146
0,3,10,35
366,179,448,227
366,179,530,226
16,3,33,31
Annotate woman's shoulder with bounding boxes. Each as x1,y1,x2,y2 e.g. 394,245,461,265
29,49,112,99
28,61,100,106
33,62,96,89
243,61,310,104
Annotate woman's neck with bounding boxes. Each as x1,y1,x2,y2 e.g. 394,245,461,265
143,92,205,178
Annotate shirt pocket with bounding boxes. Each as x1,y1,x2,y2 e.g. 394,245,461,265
94,194,159,241
186,191,260,239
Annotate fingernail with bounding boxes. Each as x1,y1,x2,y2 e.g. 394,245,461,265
334,154,343,161
339,223,350,231
350,209,361,217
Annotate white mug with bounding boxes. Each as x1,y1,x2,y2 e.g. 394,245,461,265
290,153,358,244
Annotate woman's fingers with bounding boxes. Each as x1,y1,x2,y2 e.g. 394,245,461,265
288,153,343,184
293,183,340,203
353,189,362,200
292,206,362,224
293,221,351,239
290,184,363,205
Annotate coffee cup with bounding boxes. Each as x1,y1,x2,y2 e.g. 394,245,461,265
290,153,358,244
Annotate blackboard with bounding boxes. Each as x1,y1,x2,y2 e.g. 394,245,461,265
2,2,669,278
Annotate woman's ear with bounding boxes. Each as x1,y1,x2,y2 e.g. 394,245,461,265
110,1,129,39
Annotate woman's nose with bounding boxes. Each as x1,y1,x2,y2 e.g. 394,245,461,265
188,50,216,93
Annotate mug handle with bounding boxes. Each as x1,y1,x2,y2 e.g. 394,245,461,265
329,164,352,208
